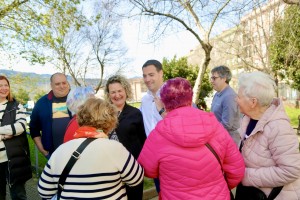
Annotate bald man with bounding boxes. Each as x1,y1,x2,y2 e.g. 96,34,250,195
30,73,72,158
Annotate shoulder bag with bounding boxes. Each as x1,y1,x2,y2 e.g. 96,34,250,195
52,138,96,200
205,143,235,200
235,183,283,200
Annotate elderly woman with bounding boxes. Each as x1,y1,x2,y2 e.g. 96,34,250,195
138,77,245,200
63,86,95,143
0,75,31,200
38,98,144,199
235,71,300,200
105,75,146,200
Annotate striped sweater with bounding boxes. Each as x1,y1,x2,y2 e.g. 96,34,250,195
38,138,144,199
0,100,27,163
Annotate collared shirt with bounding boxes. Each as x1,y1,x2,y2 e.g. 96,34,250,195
140,90,162,137
211,85,240,134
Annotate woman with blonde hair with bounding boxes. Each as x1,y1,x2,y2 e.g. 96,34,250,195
105,75,146,200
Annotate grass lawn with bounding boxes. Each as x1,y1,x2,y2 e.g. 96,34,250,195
284,105,300,128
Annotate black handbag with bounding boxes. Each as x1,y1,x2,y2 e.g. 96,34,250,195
235,183,283,200
205,143,235,200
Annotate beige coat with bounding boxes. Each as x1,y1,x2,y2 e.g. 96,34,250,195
239,98,300,200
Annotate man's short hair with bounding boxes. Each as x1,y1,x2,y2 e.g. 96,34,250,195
50,72,67,83
211,65,232,84
142,60,163,72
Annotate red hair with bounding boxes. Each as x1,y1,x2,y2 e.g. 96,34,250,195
160,77,193,111
0,75,13,101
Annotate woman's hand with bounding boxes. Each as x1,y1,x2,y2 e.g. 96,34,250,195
1,134,13,141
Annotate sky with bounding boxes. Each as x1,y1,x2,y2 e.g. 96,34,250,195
0,20,199,79
121,20,199,77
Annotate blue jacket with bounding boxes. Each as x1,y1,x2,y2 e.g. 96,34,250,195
29,91,71,153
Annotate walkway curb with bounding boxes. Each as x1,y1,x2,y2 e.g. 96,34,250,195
143,187,158,200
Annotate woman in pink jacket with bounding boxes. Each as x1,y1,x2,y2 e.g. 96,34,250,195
235,71,300,200
138,77,245,200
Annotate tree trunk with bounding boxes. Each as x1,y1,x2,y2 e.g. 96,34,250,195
193,43,212,104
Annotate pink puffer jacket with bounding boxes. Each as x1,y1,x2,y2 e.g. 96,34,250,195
239,98,300,199
138,106,245,200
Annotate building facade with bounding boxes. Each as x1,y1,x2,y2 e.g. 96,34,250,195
188,0,299,101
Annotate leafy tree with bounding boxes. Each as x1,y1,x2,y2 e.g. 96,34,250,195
270,5,300,91
1,0,128,92
0,0,29,21
162,56,213,110
14,88,30,105
33,90,46,102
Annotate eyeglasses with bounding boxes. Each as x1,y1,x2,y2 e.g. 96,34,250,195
210,76,220,81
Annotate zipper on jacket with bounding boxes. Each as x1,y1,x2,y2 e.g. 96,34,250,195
7,159,12,187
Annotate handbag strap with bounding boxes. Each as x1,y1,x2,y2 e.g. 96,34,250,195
267,186,283,200
205,143,229,182
56,138,96,199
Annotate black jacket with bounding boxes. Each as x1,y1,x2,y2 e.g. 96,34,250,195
2,100,32,185
115,104,146,159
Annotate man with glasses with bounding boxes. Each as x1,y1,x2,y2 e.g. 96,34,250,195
210,65,240,145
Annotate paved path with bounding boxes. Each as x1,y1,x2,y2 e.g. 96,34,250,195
6,178,40,200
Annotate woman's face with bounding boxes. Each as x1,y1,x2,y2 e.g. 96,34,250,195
0,79,10,102
236,88,252,116
108,82,127,110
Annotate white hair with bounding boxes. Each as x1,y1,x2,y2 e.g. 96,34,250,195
66,86,95,115
238,71,276,107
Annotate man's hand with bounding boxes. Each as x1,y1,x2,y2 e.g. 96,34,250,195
154,96,166,117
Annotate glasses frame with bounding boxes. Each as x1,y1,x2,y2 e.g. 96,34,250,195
210,76,220,81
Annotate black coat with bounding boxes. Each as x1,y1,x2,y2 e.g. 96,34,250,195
2,100,32,185
115,103,146,159
115,103,146,200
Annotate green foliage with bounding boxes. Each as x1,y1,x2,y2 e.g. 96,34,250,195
270,5,300,91
34,90,46,102
162,56,213,110
14,88,30,105
285,105,300,127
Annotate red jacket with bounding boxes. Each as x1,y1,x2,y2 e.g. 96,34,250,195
138,106,245,200
63,115,79,143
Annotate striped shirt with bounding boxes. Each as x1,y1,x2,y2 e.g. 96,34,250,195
0,100,27,163
38,138,144,199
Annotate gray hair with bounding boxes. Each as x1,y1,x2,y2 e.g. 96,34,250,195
238,71,276,107
211,65,232,84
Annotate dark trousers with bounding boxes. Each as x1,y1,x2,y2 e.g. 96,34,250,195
154,178,160,193
126,180,144,200
0,162,27,200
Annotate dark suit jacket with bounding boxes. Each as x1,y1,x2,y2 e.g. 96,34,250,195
115,103,146,159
